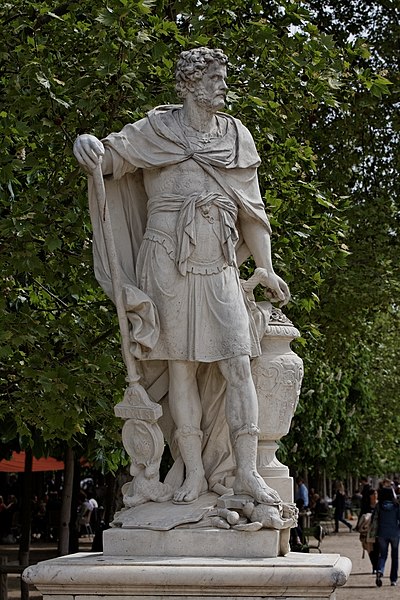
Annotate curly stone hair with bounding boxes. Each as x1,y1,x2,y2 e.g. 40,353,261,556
175,47,228,99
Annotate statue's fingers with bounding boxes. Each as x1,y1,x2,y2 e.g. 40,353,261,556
73,141,83,162
274,286,285,301
241,281,253,293
88,138,105,156
278,295,288,307
80,147,101,171
279,282,291,306
73,146,91,169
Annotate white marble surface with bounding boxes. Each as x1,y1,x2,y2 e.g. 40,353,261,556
24,551,352,599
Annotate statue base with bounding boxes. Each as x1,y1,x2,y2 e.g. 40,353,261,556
105,492,293,557
24,551,351,600
24,479,350,599
104,527,280,558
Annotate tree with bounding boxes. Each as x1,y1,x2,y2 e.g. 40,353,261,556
281,0,400,479
1,0,395,500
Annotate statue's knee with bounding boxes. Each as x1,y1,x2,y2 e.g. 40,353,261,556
168,360,198,383
220,355,251,385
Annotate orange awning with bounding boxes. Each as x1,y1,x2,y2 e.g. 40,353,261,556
0,451,64,472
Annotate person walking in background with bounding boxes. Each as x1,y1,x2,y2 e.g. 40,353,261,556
295,477,309,508
395,482,400,501
76,491,93,537
333,482,352,533
356,476,372,530
358,488,379,573
308,488,318,512
360,477,372,515
313,493,329,518
375,479,400,588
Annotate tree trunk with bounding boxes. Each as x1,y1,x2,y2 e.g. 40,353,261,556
322,469,327,500
19,448,33,600
58,446,74,556
68,456,81,554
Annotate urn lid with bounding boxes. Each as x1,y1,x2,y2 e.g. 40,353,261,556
258,301,300,338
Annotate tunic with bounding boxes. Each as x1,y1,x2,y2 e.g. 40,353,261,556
136,191,256,361
90,105,271,362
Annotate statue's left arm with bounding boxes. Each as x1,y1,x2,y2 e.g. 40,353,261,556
239,212,290,306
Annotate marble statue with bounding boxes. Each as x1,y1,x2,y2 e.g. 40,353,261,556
74,47,295,531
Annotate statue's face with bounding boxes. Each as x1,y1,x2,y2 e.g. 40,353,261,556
192,62,228,112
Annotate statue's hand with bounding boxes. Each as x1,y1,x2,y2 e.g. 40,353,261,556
242,267,290,306
73,134,104,174
262,270,290,306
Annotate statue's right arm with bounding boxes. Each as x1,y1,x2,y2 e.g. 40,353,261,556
73,134,112,175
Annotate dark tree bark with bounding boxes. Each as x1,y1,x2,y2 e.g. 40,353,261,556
58,446,74,556
19,448,33,600
68,456,81,554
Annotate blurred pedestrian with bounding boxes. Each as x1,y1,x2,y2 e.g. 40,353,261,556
356,476,371,530
313,494,329,518
358,488,379,573
76,491,93,536
359,477,372,515
1,495,18,543
295,477,309,508
375,480,400,587
332,482,352,533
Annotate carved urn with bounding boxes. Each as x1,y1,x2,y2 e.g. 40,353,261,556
251,303,304,479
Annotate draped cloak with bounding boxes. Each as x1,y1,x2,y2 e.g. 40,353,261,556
88,105,272,489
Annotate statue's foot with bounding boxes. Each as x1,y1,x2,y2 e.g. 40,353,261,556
173,473,208,503
122,475,173,507
233,469,281,504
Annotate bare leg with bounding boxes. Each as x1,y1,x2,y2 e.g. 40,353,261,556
168,360,208,503
218,355,281,504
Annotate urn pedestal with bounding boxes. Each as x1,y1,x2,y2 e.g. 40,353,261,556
252,304,303,502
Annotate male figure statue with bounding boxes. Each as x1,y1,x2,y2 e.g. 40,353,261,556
74,47,290,506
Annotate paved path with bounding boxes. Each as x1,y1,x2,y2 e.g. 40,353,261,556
2,525,398,598
322,522,397,598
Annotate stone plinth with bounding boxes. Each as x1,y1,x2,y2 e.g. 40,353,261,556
104,527,280,558
23,551,351,600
